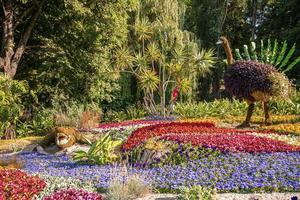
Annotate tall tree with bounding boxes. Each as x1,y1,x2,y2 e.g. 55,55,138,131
17,0,135,105
0,0,44,79
114,0,215,116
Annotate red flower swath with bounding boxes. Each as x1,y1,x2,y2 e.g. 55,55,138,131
43,188,103,200
122,122,300,152
122,122,215,150
0,169,45,200
160,132,300,153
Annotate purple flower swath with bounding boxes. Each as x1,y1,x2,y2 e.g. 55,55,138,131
19,152,300,192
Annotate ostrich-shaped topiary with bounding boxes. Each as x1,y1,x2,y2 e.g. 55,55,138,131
217,36,282,128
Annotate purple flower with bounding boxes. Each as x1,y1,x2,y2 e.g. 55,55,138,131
12,151,300,192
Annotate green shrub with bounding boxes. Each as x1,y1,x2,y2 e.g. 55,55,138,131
0,74,29,139
103,104,148,122
174,94,300,118
269,93,300,115
174,99,248,118
103,110,128,122
177,185,216,200
125,105,148,120
16,109,55,138
73,133,122,165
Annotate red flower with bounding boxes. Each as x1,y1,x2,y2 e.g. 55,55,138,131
161,132,299,153
43,188,103,200
0,169,45,200
122,122,215,150
122,122,300,153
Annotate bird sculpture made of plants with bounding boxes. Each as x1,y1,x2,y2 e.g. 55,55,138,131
217,36,292,127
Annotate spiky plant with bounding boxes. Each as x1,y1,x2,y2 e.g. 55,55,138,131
234,39,300,73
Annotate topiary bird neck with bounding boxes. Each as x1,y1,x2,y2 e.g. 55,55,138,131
222,41,234,66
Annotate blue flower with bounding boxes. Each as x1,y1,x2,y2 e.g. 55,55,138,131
11,151,300,192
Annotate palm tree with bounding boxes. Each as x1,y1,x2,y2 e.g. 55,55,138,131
147,42,161,70
135,18,153,55
113,47,135,71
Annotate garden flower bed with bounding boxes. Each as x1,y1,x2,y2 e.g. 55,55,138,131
43,188,103,200
122,122,300,152
15,151,300,192
1,119,300,199
0,169,45,199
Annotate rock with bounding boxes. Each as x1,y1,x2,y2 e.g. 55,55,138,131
36,145,49,155
22,144,39,153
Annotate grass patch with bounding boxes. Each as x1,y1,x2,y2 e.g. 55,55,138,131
0,136,43,153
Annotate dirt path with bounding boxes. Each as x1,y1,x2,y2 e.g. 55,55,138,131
137,193,300,200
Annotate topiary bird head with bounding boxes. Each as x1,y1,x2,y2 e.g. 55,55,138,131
216,36,229,45
216,36,234,65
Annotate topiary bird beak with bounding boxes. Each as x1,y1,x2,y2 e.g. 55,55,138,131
216,40,223,45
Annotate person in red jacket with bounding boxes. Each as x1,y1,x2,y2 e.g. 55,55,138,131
170,86,180,114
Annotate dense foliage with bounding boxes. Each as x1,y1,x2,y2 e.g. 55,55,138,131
0,74,29,139
0,0,299,138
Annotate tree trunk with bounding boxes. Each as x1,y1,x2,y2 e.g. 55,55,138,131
4,124,16,140
0,0,44,79
0,0,44,139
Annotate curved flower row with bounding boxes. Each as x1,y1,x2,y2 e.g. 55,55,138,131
122,122,215,150
160,132,300,153
20,152,300,192
122,122,299,152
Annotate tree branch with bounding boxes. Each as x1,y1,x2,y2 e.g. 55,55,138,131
0,57,3,70
13,6,33,30
1,0,14,75
9,0,45,78
1,2,7,55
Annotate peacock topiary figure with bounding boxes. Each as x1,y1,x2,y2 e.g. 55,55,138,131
217,36,292,128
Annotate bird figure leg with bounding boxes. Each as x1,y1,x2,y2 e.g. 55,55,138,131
263,101,272,126
237,101,255,128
